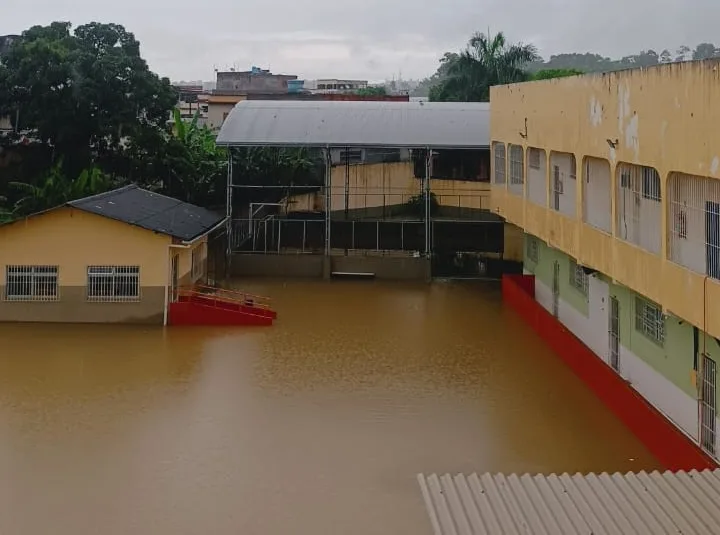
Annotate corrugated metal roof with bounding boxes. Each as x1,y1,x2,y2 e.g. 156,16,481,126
216,100,490,149
418,470,720,535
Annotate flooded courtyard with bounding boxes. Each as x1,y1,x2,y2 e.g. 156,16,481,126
0,280,660,534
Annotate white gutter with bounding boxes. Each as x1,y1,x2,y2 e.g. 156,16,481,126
179,217,228,246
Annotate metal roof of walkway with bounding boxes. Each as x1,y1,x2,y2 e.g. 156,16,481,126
418,469,720,534
216,100,490,149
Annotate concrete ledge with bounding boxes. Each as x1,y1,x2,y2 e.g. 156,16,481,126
230,253,431,281
331,255,430,281
230,254,325,278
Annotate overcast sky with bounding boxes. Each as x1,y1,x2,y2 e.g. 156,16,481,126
2,0,719,82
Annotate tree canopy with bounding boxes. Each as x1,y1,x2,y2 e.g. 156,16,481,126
415,41,720,99
0,22,176,178
429,32,539,102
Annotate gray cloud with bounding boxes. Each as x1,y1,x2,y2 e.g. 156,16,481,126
2,0,719,81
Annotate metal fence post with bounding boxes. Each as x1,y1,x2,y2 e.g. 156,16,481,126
324,148,331,256
225,151,233,277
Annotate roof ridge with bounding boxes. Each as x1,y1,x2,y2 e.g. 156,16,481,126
66,184,138,207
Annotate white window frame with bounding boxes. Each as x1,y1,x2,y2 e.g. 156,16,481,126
508,144,524,194
87,266,140,302
568,259,589,296
493,142,506,185
634,296,665,346
4,265,59,301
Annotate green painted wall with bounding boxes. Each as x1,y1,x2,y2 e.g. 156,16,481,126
523,234,588,317
609,283,695,398
523,232,720,407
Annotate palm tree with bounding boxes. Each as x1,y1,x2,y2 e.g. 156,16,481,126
10,159,110,216
430,31,539,102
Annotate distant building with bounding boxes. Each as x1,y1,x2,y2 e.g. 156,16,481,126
305,79,369,94
172,84,208,125
215,66,298,94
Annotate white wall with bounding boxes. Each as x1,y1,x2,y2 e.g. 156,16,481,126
549,152,577,217
526,148,547,206
583,157,612,233
534,275,701,448
619,346,699,442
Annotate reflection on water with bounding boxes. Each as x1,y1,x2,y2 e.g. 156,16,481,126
0,280,659,535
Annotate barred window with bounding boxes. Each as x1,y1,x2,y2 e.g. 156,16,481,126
339,148,363,164
87,266,140,301
509,145,524,185
635,296,665,345
569,259,589,296
4,265,59,301
526,237,539,263
493,142,506,184
528,148,541,170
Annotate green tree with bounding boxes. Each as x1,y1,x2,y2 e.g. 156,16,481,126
0,22,176,179
10,159,111,216
354,86,387,97
430,32,539,102
412,53,459,97
163,109,228,206
531,68,584,80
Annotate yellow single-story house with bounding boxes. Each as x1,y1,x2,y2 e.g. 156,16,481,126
0,185,226,324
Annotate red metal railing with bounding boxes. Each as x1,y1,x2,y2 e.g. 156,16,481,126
177,284,273,312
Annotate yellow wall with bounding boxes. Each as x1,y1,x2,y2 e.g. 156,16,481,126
174,235,208,286
283,162,491,213
207,95,246,131
0,208,171,287
490,59,720,338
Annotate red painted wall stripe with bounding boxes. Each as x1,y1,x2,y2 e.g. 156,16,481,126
502,274,717,471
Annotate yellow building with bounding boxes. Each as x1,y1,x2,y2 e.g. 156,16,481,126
206,94,247,132
0,185,224,324
490,59,720,460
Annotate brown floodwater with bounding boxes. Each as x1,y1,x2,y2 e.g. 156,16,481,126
0,279,659,535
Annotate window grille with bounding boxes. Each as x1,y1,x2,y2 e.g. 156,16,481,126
339,149,363,164
616,163,662,254
526,237,539,263
568,259,589,296
508,145,524,195
528,148,541,170
4,265,59,301
492,142,506,185
634,296,665,346
549,153,577,217
668,173,720,280
87,266,140,302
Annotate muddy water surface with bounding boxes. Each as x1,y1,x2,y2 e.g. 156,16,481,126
0,280,659,535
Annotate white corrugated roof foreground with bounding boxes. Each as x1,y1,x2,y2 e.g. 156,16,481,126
418,470,720,535
216,100,490,149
